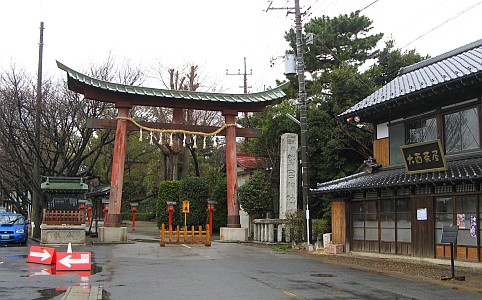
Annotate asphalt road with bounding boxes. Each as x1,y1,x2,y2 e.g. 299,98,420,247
1,238,482,300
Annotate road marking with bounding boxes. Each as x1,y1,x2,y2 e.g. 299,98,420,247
281,289,304,300
181,244,213,260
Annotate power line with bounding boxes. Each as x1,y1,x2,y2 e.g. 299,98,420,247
401,1,482,49
226,57,253,94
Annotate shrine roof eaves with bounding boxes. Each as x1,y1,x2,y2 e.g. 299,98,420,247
57,61,286,112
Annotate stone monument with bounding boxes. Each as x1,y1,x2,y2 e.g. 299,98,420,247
279,133,298,219
252,133,298,243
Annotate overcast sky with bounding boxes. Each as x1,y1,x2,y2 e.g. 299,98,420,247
1,0,481,93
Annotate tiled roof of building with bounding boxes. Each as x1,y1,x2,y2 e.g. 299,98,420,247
340,39,482,121
237,153,266,169
312,154,482,195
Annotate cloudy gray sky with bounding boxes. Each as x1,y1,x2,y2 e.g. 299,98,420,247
1,0,481,93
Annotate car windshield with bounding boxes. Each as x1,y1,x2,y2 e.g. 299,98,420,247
0,215,25,225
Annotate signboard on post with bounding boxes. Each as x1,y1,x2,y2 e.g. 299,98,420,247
27,246,56,265
182,200,190,228
400,140,447,174
56,252,92,271
182,200,190,213
441,225,458,244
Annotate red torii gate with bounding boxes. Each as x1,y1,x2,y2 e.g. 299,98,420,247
57,61,285,230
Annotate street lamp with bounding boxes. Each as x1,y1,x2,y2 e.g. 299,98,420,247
206,200,218,235
102,197,109,225
130,202,139,231
86,200,93,233
166,201,177,229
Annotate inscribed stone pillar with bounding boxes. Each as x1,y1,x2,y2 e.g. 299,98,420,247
279,133,298,219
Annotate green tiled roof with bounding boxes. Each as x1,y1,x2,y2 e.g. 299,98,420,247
41,177,88,192
57,61,286,111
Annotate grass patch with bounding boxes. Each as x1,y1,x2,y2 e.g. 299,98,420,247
272,244,291,251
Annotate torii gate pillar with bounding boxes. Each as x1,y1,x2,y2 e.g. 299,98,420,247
221,111,248,241
106,105,131,228
224,112,240,228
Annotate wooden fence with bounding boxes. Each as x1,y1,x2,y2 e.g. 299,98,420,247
160,224,211,246
42,209,85,225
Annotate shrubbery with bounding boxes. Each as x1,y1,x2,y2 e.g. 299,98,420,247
237,170,273,215
156,180,181,228
285,209,304,242
211,178,227,230
179,177,211,226
156,177,220,229
121,211,155,221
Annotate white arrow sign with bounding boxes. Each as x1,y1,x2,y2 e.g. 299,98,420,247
30,249,52,261
58,254,90,268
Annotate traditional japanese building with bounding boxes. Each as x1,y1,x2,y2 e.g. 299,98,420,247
312,40,482,261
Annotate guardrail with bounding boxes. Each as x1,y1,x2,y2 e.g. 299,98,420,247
253,219,288,243
159,224,211,246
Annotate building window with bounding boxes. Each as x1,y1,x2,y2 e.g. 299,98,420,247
407,117,437,144
435,197,453,244
396,199,411,243
444,107,480,154
380,200,395,242
365,201,378,241
455,196,477,246
352,199,411,244
353,201,365,240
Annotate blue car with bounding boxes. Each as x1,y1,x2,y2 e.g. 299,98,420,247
0,212,28,246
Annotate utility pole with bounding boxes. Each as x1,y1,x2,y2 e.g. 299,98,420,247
32,21,44,238
294,0,310,236
267,0,311,245
226,57,252,93
226,57,253,129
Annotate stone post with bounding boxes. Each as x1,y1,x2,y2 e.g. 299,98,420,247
279,133,298,219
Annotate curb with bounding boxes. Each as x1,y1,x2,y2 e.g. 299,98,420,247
60,285,103,300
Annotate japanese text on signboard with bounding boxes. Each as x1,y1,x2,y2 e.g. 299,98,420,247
400,140,447,174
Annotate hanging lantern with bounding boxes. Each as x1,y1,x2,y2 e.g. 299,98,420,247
139,128,143,141
169,133,173,147
149,131,154,145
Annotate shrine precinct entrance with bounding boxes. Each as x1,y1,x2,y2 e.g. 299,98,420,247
57,62,285,241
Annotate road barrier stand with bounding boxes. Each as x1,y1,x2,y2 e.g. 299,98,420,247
160,224,211,247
